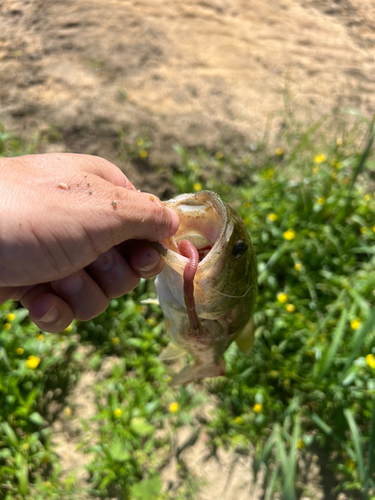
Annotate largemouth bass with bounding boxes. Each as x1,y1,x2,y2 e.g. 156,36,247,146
153,191,257,385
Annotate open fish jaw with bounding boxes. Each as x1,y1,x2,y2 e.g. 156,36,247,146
158,191,234,314
155,191,257,384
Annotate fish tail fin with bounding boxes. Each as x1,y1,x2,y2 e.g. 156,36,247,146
158,342,186,361
235,316,255,356
170,358,226,385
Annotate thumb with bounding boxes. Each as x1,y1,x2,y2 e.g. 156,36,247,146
84,186,179,249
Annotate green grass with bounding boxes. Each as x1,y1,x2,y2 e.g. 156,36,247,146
1,110,375,499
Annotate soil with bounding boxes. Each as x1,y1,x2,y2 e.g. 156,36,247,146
1,0,374,497
1,0,375,196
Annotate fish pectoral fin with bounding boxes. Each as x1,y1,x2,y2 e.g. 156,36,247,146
140,298,160,305
170,359,226,385
158,342,187,361
235,316,255,356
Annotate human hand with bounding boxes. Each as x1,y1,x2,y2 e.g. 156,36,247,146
0,153,179,332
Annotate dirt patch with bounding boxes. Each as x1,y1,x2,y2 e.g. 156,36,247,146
1,0,375,195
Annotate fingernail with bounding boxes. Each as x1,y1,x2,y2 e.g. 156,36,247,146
166,207,179,236
90,250,114,272
53,274,83,296
39,306,58,324
138,248,160,272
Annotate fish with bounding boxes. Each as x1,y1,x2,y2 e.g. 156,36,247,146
151,190,257,385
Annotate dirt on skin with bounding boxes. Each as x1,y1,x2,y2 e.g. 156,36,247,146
1,1,373,497
0,0,375,196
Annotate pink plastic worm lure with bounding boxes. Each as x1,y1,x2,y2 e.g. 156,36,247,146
178,239,201,336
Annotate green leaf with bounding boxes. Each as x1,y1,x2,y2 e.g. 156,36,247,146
108,441,130,462
15,452,28,495
1,422,19,447
130,475,162,500
29,412,45,426
0,348,12,372
317,308,347,380
0,448,11,459
348,118,375,192
342,305,375,379
363,397,375,494
130,418,155,437
344,409,365,480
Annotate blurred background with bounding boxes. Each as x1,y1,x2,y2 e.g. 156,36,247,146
1,1,375,500
1,0,374,192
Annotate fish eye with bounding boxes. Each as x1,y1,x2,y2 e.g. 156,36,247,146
232,240,248,259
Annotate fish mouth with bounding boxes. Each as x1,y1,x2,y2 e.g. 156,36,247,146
157,191,231,273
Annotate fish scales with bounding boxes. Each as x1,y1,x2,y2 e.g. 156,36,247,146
153,191,257,385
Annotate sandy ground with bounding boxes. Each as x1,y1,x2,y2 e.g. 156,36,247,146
0,0,375,194
1,1,373,497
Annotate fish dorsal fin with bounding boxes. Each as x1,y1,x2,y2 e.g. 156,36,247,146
235,316,255,356
158,342,187,361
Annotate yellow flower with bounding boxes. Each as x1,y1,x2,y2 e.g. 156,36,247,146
275,148,284,156
139,149,148,158
336,138,342,146
26,355,40,369
314,154,327,164
16,347,24,355
283,229,296,241
262,168,275,180
366,354,375,369
365,194,371,201
169,402,179,413
350,319,361,331
215,151,223,159
112,337,120,345
113,408,122,418
360,227,367,234
4,323,11,330
6,313,16,322
37,334,44,341
277,292,288,303
63,407,72,418
136,138,144,146
63,324,73,334
253,403,263,413
193,182,202,192
22,443,29,451
317,198,325,205
267,213,278,222
345,458,355,470
44,481,52,488
286,304,295,313
243,201,251,208
297,439,305,449
294,263,302,271
234,416,243,425
373,226,375,233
